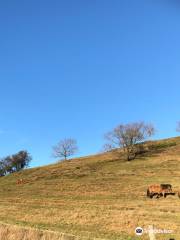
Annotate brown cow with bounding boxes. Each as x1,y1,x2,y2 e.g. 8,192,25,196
16,179,23,185
147,184,172,198
16,178,29,185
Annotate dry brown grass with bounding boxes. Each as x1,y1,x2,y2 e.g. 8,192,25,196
0,222,79,240
0,137,179,239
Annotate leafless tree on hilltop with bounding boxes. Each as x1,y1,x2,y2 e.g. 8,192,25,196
104,122,155,161
52,138,78,160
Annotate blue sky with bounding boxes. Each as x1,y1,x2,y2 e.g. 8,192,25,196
0,0,180,167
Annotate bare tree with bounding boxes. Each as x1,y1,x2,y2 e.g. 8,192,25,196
176,122,180,132
53,138,78,160
104,122,155,161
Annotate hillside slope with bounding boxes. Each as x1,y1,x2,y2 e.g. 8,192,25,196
0,137,180,240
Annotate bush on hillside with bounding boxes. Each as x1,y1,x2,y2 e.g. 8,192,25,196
0,151,32,176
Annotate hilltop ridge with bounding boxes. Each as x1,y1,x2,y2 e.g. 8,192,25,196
0,136,180,239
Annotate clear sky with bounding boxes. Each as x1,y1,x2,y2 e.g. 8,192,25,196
0,0,180,167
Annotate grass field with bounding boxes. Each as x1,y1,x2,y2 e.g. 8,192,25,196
0,137,180,239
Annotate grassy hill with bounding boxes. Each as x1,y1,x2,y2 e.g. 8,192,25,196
0,137,180,240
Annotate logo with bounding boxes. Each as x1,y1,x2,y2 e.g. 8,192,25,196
135,227,143,236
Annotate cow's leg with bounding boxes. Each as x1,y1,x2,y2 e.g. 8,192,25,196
149,193,153,198
153,193,159,198
149,193,154,198
147,189,150,197
157,193,163,198
156,194,160,199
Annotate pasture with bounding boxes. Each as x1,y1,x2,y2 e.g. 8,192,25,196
0,137,180,239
